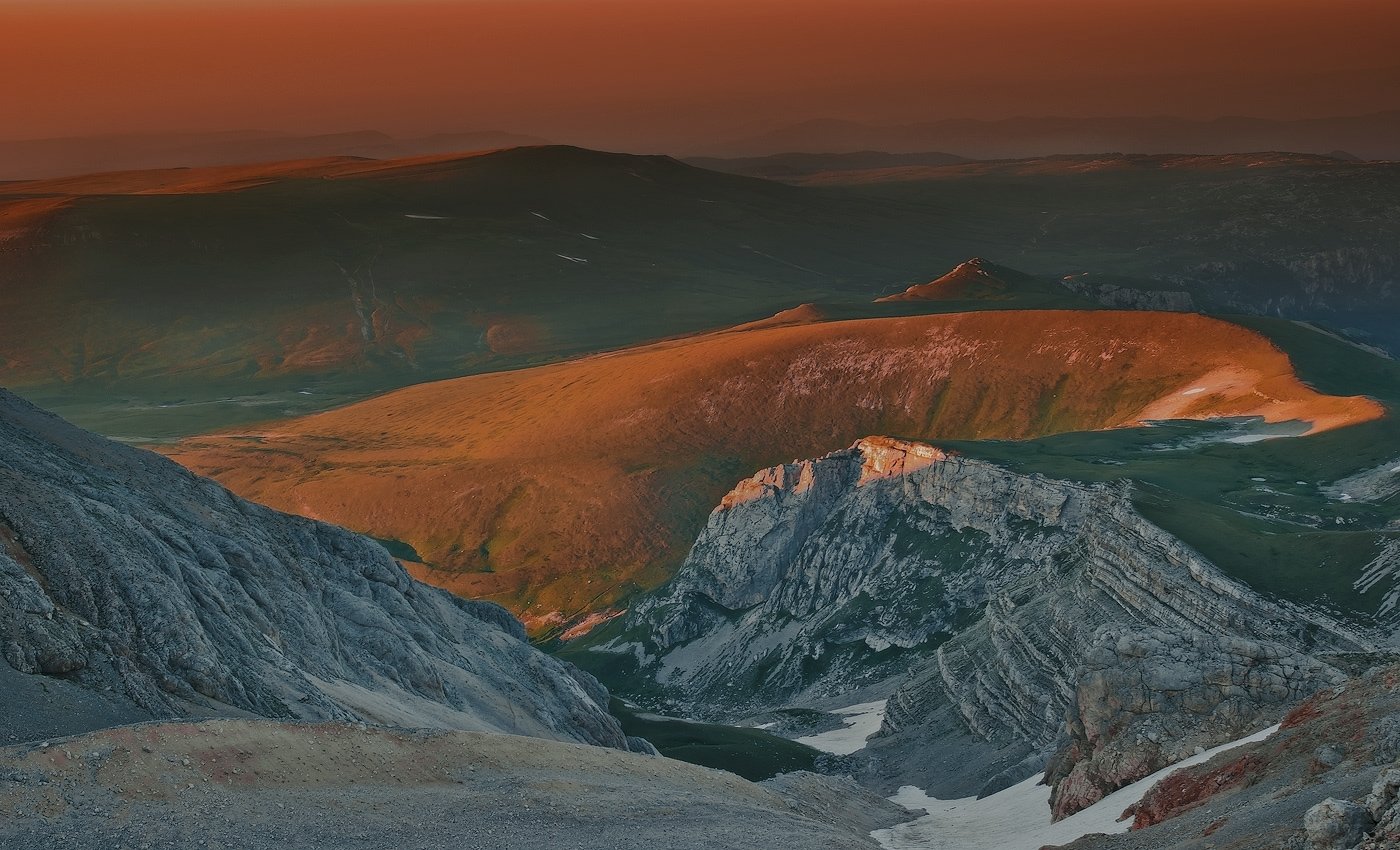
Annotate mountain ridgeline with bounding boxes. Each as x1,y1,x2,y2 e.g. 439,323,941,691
4,146,1400,441
0,146,966,437
165,309,1379,632
584,435,1392,816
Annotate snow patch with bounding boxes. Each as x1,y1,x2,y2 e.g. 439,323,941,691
796,700,887,755
874,724,1280,850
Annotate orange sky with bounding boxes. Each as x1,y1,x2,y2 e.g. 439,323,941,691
3,0,1398,150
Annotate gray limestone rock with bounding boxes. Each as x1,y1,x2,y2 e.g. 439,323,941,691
600,436,1368,806
1059,277,1197,311
1366,768,1400,819
1305,798,1375,850
1045,628,1347,817
0,388,626,749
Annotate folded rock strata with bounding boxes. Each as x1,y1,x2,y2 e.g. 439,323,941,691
604,436,1371,806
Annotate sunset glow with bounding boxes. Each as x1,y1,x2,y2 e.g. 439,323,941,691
4,0,1398,150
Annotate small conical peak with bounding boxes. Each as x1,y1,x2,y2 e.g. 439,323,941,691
728,302,828,332
938,256,1000,280
943,257,997,281
874,257,1006,302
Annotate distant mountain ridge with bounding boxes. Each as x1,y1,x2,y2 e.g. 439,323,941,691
685,150,970,180
4,145,1399,446
708,111,1400,160
0,129,551,181
9,109,1398,184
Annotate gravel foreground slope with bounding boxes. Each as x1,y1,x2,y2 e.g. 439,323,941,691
0,719,910,850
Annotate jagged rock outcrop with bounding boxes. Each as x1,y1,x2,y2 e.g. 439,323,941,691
1357,768,1400,849
0,388,627,748
1045,629,1346,818
1063,663,1400,850
1286,248,1399,312
866,454,1364,806
1059,274,1197,311
615,437,1058,709
602,436,1368,807
1307,798,1377,850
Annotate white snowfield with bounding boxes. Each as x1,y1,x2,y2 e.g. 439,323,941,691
873,724,1281,850
796,700,888,755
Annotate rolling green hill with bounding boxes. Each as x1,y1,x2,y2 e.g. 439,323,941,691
4,146,1399,441
791,153,1400,354
0,146,967,438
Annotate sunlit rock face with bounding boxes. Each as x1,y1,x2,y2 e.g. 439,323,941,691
164,308,1382,631
0,389,627,749
618,436,1085,706
607,436,1367,803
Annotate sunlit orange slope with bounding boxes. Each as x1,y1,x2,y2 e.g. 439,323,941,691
166,311,1381,631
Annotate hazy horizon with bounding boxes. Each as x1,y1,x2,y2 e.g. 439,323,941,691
5,0,1400,154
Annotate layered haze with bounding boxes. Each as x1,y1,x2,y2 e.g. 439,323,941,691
3,0,1399,164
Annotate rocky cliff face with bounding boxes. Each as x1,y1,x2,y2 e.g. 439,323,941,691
1042,629,1345,818
1059,275,1197,311
1065,662,1400,850
619,437,1091,709
604,436,1370,807
0,389,627,749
